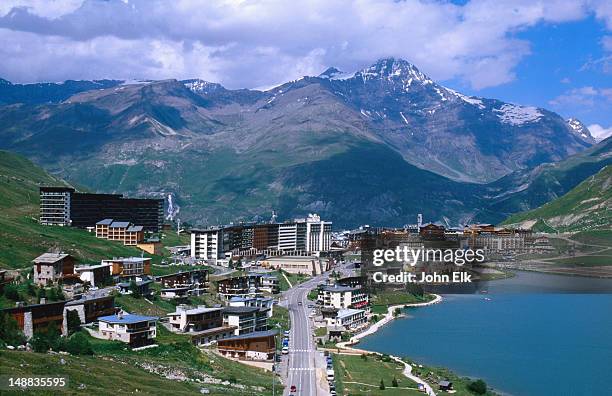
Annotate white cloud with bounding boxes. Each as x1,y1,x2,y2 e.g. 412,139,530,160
0,0,605,89
587,124,612,141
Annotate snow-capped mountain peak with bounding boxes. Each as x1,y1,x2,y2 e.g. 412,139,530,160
183,79,223,94
566,118,595,143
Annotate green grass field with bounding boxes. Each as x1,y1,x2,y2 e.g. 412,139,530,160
369,291,433,314
333,353,421,395
404,358,497,396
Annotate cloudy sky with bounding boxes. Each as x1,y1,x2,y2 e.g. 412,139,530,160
0,0,611,138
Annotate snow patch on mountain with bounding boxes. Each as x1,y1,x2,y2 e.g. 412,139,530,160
444,88,485,109
494,104,543,125
183,79,222,94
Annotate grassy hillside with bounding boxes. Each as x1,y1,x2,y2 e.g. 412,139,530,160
503,166,611,232
0,150,154,269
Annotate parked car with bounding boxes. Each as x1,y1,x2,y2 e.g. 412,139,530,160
282,346,289,354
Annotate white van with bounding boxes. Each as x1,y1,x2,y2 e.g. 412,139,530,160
282,346,289,355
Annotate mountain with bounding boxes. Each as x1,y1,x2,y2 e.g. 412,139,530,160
483,136,612,222
0,78,122,105
502,165,611,232
0,58,601,227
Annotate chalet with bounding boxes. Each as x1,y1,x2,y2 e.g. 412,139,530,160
96,219,144,246
64,294,117,324
217,329,278,361
222,306,268,335
2,301,67,339
74,263,112,287
32,253,76,286
102,257,151,278
318,285,369,309
439,380,453,391
98,313,157,348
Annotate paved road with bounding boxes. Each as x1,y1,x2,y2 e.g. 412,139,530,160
283,273,330,396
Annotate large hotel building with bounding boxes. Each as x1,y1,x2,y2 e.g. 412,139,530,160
191,214,332,260
39,187,164,232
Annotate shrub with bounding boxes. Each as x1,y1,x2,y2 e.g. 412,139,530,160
392,377,398,387
66,310,82,335
31,332,50,353
65,332,93,355
467,379,487,395
379,379,385,390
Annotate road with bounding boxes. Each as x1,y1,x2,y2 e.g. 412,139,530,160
282,273,330,396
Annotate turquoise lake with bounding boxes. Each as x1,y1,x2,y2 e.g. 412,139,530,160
358,271,612,396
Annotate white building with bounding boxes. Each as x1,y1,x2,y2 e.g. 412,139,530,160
318,285,369,309
228,296,274,317
325,308,367,330
97,313,157,348
222,306,269,335
190,228,223,261
74,263,112,287
302,214,332,254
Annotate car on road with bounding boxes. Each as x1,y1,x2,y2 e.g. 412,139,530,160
282,346,289,354
283,330,290,337
298,301,303,306
290,385,297,393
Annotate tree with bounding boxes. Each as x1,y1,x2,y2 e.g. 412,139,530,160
66,310,82,335
45,323,64,352
392,377,399,387
379,379,385,390
65,332,93,355
0,312,25,346
3,284,19,301
393,308,401,317
467,379,487,395
129,280,141,298
360,354,368,361
47,287,58,301
37,287,46,303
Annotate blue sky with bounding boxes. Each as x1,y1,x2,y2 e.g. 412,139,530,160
0,0,610,137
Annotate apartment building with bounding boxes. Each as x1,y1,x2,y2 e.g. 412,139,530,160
216,275,261,300
190,227,223,261
98,313,157,348
96,219,144,246
167,306,224,333
318,285,369,309
39,187,164,231
228,296,274,317
222,306,269,335
190,214,333,259
326,308,367,330
259,274,280,294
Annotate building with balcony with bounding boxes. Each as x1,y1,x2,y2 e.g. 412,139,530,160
102,257,151,278
217,330,278,361
2,301,67,339
318,285,369,310
222,306,269,335
98,313,158,348
39,187,163,231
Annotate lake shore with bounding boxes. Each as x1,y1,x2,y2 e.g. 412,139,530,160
335,294,443,395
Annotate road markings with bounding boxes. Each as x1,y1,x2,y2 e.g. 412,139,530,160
289,367,315,371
